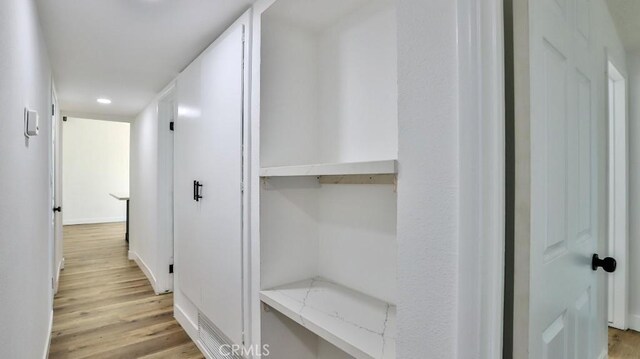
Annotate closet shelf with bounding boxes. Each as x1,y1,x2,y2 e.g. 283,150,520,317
259,160,398,177
260,278,396,359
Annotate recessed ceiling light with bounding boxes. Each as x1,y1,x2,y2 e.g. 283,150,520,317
97,98,112,104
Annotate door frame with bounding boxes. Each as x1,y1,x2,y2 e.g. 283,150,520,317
50,83,64,295
456,0,506,357
606,57,628,330
246,0,507,357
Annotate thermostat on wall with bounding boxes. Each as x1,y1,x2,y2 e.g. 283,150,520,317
24,108,39,137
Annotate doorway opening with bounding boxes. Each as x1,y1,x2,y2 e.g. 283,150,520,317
607,60,628,331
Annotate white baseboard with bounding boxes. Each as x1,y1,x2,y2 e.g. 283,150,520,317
128,250,160,295
54,258,65,294
43,310,53,359
175,303,199,340
599,348,608,359
628,314,640,332
63,216,126,225
175,304,210,359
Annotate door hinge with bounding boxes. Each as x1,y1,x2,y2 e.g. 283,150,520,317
169,121,174,131
52,104,55,116
241,182,245,193
169,264,174,273
51,277,54,289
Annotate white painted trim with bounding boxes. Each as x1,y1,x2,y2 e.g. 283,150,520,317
42,310,53,359
249,1,274,354
627,314,640,332
456,0,506,357
175,303,199,341
63,217,126,225
239,8,254,355
128,250,160,295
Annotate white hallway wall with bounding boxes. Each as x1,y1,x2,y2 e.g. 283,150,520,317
0,0,55,357
62,118,130,225
129,91,174,294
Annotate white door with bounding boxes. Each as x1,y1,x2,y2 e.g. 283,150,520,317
175,56,204,307
174,23,246,346
198,24,245,346
514,0,612,357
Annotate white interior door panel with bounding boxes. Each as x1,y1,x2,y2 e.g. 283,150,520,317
526,0,603,357
174,21,246,347
198,24,245,346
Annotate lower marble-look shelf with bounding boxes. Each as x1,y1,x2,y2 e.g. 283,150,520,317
260,278,396,359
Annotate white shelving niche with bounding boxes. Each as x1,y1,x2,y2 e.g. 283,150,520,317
257,0,398,358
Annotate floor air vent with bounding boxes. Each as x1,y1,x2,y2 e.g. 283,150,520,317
198,312,242,359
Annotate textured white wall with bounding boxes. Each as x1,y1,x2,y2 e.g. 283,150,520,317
397,0,460,357
62,118,130,225
0,0,54,357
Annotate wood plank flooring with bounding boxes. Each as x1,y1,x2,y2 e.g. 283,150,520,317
49,223,640,358
49,223,203,359
610,327,640,359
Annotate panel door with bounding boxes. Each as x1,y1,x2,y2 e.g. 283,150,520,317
528,0,602,357
198,24,246,346
175,55,205,308
174,22,246,346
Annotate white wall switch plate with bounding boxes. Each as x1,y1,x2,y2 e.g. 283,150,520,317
25,108,39,137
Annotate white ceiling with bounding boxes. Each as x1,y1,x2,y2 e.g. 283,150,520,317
36,0,254,121
606,0,640,52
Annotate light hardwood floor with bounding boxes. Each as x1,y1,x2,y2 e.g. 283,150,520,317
49,223,640,358
49,223,203,359
610,327,640,359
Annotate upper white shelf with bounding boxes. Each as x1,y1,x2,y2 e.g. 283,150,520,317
260,160,398,177
260,278,396,359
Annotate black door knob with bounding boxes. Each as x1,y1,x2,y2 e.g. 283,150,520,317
592,254,616,273
53,206,62,213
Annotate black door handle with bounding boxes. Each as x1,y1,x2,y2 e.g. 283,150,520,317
592,254,616,273
53,206,62,213
193,180,203,202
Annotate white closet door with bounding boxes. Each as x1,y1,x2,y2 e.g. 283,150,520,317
175,22,246,346
524,0,603,357
198,24,246,346
175,56,205,308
